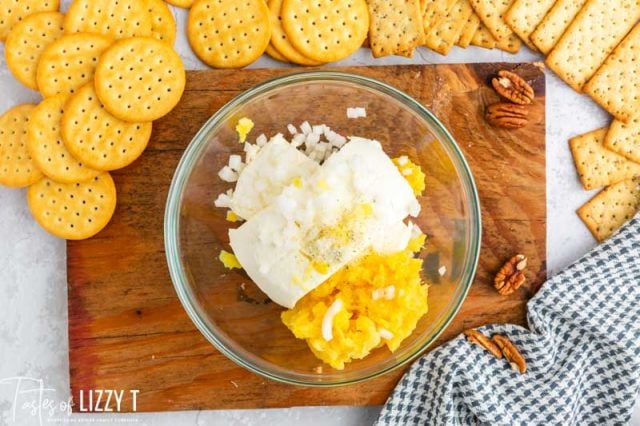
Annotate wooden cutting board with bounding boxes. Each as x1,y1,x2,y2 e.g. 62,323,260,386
67,63,546,413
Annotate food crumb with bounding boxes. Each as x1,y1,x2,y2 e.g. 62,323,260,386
226,211,241,222
346,107,367,119
220,250,242,270
235,117,254,143
438,266,447,276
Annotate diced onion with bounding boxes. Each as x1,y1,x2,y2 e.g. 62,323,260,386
287,124,297,135
300,121,312,135
292,133,306,148
384,285,396,300
256,134,268,146
322,299,344,341
228,154,242,171
214,192,232,208
244,143,260,163
329,133,347,148
305,132,320,146
218,166,238,182
372,289,383,300
346,107,367,119
379,328,394,340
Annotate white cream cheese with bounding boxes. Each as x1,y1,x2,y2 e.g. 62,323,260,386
229,138,420,308
230,134,320,220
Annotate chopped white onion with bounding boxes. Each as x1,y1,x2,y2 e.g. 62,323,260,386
291,133,306,147
244,143,260,163
234,162,246,174
346,107,367,119
312,124,325,135
305,132,320,146
218,166,238,182
300,121,312,135
379,328,394,340
214,192,232,208
322,299,344,341
384,286,396,300
330,134,347,148
228,154,242,170
287,124,297,135
256,133,268,146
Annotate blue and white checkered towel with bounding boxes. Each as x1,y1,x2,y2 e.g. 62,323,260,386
377,214,640,425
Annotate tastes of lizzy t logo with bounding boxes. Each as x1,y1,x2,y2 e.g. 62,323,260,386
0,376,139,424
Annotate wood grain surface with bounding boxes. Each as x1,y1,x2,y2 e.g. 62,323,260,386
67,63,546,412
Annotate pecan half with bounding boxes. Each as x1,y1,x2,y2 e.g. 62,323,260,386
494,254,527,295
464,329,503,359
486,103,529,129
492,335,527,374
492,70,535,105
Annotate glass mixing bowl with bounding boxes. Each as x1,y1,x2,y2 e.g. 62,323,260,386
165,71,481,386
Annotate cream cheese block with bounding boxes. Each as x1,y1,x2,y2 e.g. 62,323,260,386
231,134,320,220
229,137,420,308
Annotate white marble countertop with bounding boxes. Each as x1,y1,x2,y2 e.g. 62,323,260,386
1,3,638,426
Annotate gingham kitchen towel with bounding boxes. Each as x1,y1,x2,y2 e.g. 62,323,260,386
377,214,640,426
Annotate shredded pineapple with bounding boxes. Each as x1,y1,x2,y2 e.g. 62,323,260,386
219,250,242,270
393,156,426,196
281,232,428,369
281,157,427,370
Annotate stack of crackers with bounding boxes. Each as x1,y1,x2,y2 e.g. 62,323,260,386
0,0,186,240
533,1,640,241
183,0,370,68
451,0,640,240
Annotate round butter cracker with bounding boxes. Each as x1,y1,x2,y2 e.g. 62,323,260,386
61,83,153,171
281,0,369,63
28,94,100,184
187,0,271,68
148,0,177,45
0,0,59,42
268,0,322,66
94,37,185,122
165,0,195,8
265,43,288,63
64,0,152,39
28,172,117,240
36,33,113,98
0,104,44,187
4,11,64,90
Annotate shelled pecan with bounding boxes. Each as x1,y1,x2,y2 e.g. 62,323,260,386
492,334,527,374
486,103,529,129
492,70,535,105
464,329,503,358
494,254,527,295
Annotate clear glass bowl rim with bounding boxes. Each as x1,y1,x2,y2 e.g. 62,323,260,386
164,70,482,387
